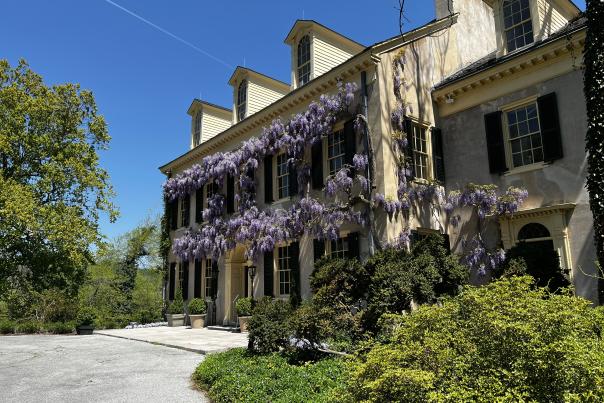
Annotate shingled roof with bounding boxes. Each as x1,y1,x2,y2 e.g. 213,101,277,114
434,14,587,90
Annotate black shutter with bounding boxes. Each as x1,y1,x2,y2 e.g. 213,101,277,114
347,232,360,260
169,199,178,230
263,250,274,297
195,188,204,223
484,111,507,174
169,262,176,300
442,233,451,254
311,141,323,189
211,260,219,300
226,175,235,213
182,261,189,300
288,159,299,197
431,127,446,183
264,155,273,204
194,260,202,298
344,120,356,170
404,118,416,179
313,239,325,263
538,93,563,162
289,242,301,307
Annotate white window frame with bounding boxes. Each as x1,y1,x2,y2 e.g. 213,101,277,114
297,35,311,87
326,129,346,176
276,245,291,297
328,236,349,259
275,153,290,200
180,196,190,228
178,262,185,292
502,0,534,52
237,80,247,122
501,97,546,173
407,119,433,182
203,258,214,299
193,111,202,147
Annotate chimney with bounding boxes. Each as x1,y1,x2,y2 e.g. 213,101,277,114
435,0,455,19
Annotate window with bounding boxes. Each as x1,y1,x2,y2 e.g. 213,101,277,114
276,153,289,199
518,223,550,241
178,262,185,291
410,123,431,180
204,259,214,298
329,237,349,259
206,182,219,203
237,80,247,122
297,35,311,86
193,111,202,146
180,196,190,227
505,103,543,168
277,246,291,296
327,129,346,175
503,0,533,52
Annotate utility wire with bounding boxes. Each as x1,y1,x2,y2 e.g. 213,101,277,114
103,0,234,70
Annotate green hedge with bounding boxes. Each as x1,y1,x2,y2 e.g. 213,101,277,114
192,348,346,403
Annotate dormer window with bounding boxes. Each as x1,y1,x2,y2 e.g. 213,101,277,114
297,35,311,86
193,111,202,147
237,80,247,122
503,0,534,52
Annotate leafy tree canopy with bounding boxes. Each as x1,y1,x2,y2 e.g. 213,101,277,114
0,59,117,294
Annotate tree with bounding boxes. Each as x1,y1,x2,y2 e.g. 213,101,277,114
0,59,117,295
584,1,604,303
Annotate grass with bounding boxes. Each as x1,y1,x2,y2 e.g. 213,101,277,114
192,348,347,403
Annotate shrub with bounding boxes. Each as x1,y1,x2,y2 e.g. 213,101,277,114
310,257,371,308
131,268,163,324
35,288,77,323
0,319,15,334
76,307,96,327
192,348,347,403
15,321,41,334
44,322,74,334
188,298,207,315
168,287,184,315
348,276,604,402
248,297,292,354
235,297,252,316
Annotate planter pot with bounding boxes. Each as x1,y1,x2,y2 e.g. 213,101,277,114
76,325,94,335
189,314,206,329
238,316,251,333
167,314,185,327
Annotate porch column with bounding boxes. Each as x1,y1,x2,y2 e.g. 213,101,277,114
221,258,233,326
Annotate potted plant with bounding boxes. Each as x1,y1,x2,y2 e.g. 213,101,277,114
75,307,96,335
235,297,253,333
187,298,207,329
167,288,185,327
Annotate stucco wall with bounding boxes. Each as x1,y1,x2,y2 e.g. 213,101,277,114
437,68,597,302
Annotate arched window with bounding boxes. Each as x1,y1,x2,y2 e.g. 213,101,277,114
518,223,550,241
237,80,247,122
502,0,533,52
297,35,311,86
193,111,202,146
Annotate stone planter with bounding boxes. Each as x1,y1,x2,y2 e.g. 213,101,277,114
167,314,185,327
76,325,94,335
238,316,251,333
189,314,206,329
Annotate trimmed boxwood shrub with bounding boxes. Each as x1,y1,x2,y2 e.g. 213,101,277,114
76,307,96,327
188,298,207,315
248,297,292,353
168,287,184,314
235,297,253,316
347,276,604,402
193,348,346,403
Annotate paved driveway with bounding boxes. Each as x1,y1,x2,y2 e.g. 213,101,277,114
0,334,207,402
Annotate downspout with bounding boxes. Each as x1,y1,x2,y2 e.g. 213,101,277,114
361,70,376,256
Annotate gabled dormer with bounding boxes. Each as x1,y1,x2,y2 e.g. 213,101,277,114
483,0,580,56
228,67,290,124
187,100,232,148
284,20,365,89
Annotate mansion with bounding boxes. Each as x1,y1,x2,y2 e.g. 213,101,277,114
160,0,596,326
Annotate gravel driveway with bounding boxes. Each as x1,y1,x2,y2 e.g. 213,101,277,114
0,334,207,402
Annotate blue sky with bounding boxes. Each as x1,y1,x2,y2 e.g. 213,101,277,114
1,0,585,242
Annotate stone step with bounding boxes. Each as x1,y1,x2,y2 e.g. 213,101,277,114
206,325,239,332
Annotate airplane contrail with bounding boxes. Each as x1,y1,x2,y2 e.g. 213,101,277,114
103,0,234,70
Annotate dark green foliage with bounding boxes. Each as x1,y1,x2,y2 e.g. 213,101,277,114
168,287,184,314
0,319,15,334
235,297,252,316
499,242,570,292
584,0,604,303
15,321,41,334
248,297,292,353
348,277,604,402
44,322,74,334
364,234,467,331
188,298,207,315
310,257,371,308
192,348,347,403
76,307,96,327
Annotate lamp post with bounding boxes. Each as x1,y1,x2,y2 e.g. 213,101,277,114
247,265,256,300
